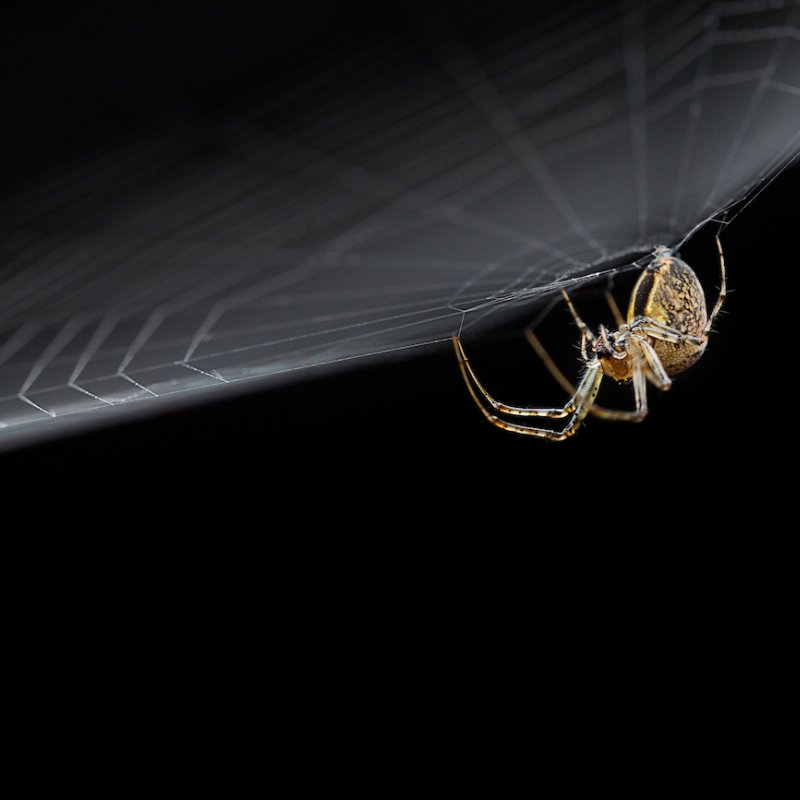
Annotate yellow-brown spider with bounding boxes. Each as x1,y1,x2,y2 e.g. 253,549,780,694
453,237,727,440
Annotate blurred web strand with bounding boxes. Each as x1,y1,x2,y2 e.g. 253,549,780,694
428,20,605,254
1,0,799,449
623,2,649,241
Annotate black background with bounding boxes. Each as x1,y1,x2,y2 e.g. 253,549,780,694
1,2,795,503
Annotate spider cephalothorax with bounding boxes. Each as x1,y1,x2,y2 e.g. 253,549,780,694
453,237,727,440
592,325,622,358
592,326,636,382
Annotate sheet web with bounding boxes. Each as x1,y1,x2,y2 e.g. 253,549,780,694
1,0,799,449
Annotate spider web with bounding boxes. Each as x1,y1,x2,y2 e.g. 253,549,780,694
1,0,799,450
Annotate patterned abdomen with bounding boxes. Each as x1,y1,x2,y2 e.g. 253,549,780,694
627,254,708,375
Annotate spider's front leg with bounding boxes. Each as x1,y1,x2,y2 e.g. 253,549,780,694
454,336,577,418
452,336,604,440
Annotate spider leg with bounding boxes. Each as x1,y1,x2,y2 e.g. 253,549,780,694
604,290,625,327
455,349,604,440
629,360,648,420
561,289,595,342
523,329,575,396
588,359,648,421
561,289,596,361
524,329,642,419
453,336,581,418
633,337,672,390
704,235,727,336
633,317,705,346
579,329,592,363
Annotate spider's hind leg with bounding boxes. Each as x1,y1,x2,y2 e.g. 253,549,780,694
604,290,625,328
704,235,728,336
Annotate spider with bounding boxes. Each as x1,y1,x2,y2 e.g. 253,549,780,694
452,236,727,440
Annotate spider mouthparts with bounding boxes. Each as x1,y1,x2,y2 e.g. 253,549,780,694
592,339,612,358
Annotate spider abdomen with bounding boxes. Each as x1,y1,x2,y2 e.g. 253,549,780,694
453,236,726,439
628,253,708,375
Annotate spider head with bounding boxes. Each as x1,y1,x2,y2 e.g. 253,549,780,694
592,325,626,358
593,325,634,382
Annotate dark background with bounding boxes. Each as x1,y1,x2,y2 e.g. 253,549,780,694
1,2,794,498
